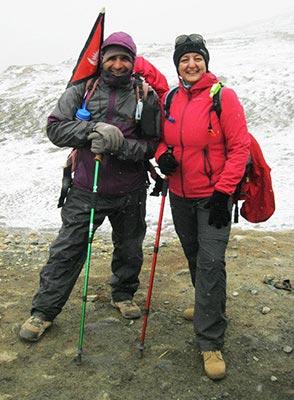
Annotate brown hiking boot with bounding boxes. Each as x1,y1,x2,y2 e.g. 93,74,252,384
111,299,141,319
183,307,194,321
19,315,52,342
202,351,226,380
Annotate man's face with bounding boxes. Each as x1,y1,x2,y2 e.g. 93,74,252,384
102,55,133,76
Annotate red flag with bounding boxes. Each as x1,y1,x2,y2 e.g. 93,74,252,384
67,8,105,87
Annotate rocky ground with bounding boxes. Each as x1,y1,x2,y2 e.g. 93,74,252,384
0,227,293,400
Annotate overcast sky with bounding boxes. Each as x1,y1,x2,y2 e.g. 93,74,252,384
1,0,293,72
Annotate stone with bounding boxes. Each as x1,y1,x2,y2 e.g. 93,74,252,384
0,351,18,363
97,392,111,400
175,269,190,276
261,306,271,314
263,236,277,244
256,384,263,392
233,234,246,242
282,346,293,354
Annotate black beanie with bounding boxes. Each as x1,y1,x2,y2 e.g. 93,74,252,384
173,37,210,71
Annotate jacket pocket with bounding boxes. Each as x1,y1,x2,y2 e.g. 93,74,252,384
202,146,213,184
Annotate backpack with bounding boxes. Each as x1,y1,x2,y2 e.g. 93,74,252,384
163,82,275,223
57,75,161,207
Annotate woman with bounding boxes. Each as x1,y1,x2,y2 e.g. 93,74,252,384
136,34,251,380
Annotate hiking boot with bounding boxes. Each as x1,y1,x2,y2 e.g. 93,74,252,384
111,299,141,319
19,315,52,342
183,307,194,321
202,351,226,380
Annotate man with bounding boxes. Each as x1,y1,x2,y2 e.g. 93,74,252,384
19,31,161,342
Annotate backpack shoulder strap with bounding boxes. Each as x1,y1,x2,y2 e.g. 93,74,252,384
133,74,144,101
133,74,145,121
209,82,223,119
133,73,157,121
133,74,151,101
84,77,101,105
142,81,149,100
164,86,178,121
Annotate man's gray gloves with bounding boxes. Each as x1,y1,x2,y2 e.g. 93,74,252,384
88,122,124,154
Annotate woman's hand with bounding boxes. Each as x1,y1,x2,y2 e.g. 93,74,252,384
205,190,231,229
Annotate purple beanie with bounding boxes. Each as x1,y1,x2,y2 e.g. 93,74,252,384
101,32,137,58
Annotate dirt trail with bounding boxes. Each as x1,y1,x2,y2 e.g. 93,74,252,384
0,227,293,400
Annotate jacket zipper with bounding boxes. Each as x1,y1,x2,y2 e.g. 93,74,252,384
101,89,117,194
106,89,116,123
179,94,192,197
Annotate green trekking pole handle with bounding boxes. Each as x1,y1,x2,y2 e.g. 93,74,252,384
75,155,101,365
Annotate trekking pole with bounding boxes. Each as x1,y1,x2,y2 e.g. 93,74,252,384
138,177,168,357
74,155,101,365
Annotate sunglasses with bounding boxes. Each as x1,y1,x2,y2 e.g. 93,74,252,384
175,34,206,46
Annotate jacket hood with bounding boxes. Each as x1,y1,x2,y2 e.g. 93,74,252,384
101,32,137,57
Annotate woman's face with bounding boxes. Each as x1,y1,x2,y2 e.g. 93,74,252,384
178,52,206,84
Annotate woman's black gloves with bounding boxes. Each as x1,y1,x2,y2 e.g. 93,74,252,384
157,152,179,175
205,190,231,229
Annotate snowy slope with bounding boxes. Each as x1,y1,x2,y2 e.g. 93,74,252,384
0,13,293,236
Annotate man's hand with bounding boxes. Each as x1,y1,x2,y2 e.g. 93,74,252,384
88,122,124,154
